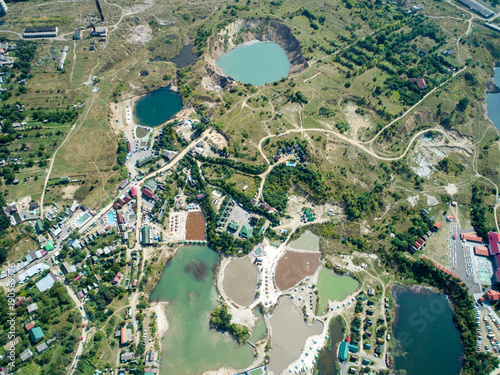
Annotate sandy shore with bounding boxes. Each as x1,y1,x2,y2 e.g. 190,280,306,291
151,301,169,340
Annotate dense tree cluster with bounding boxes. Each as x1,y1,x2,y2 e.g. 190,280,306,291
470,185,493,242
210,304,250,344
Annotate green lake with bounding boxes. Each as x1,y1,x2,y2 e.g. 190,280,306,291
317,268,359,313
149,245,254,375
392,286,463,375
251,309,267,342
216,41,290,86
134,87,183,127
315,318,344,375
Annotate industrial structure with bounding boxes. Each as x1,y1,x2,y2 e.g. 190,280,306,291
58,46,69,71
95,0,105,22
23,26,58,39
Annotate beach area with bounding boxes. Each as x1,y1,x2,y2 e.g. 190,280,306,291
151,301,169,340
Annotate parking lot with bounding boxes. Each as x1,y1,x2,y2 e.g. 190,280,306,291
476,304,500,357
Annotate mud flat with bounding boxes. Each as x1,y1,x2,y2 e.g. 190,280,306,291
223,257,259,306
185,211,207,241
269,297,323,375
288,231,320,251
275,252,321,291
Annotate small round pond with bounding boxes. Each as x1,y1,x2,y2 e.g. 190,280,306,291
134,87,183,127
216,41,290,86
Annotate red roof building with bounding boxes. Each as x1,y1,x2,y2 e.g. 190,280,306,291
142,188,153,199
446,216,454,222
489,233,500,255
475,245,489,257
417,238,425,245
113,202,121,209
117,272,123,278
433,222,442,230
77,291,84,299
130,187,137,197
120,328,126,344
25,322,34,331
132,279,137,287
73,274,82,282
461,233,483,243
117,213,124,225
407,78,427,89
123,195,131,203
486,290,500,301
415,242,421,249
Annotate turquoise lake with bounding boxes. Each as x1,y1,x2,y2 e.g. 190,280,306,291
216,41,290,86
392,286,463,375
134,87,183,127
149,245,254,375
486,67,500,130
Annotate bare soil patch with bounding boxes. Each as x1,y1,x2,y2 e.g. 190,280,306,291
275,251,321,291
185,211,207,241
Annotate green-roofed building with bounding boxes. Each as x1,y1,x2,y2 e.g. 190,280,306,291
308,217,315,222
44,241,54,251
35,219,45,234
227,221,239,232
239,225,253,239
304,208,310,214
143,179,157,192
339,342,349,361
29,327,45,343
141,226,153,245
59,177,69,184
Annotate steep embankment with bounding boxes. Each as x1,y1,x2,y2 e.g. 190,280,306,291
205,18,308,84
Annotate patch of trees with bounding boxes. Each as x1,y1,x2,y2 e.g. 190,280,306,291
383,252,499,375
263,164,327,212
210,304,250,344
116,139,127,166
342,190,384,220
436,157,464,175
290,91,308,104
470,185,492,242
31,109,79,124
391,214,432,252
335,120,349,133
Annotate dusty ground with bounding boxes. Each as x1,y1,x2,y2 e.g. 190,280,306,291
344,103,372,141
126,24,153,45
62,184,80,200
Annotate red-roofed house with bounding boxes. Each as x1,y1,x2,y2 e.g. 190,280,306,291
486,290,500,301
417,238,425,245
142,188,153,199
25,322,34,331
77,291,84,300
447,216,454,222
130,187,137,197
489,233,500,255
73,274,82,282
407,78,427,89
114,202,121,209
433,222,442,231
461,233,483,243
121,328,126,345
475,245,489,257
117,213,124,225
117,272,123,278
